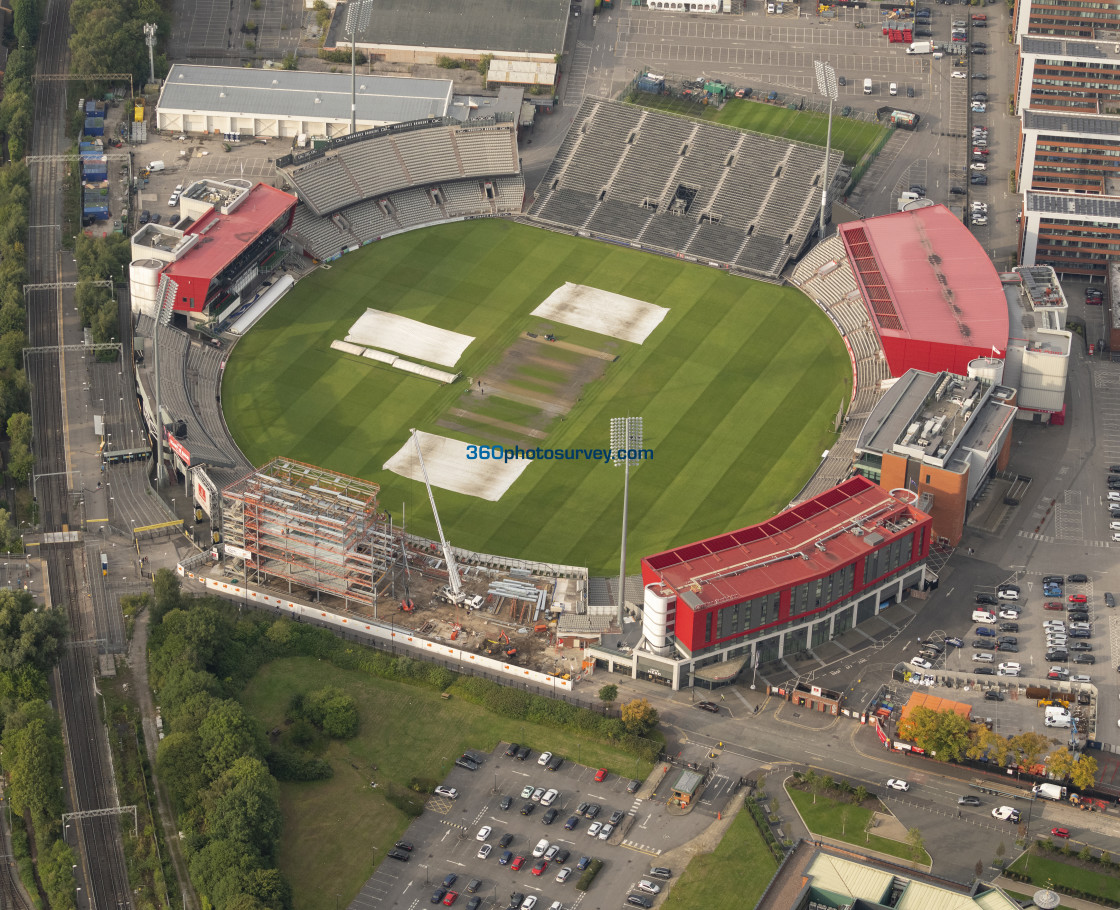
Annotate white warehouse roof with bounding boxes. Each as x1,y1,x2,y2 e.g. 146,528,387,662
157,65,453,127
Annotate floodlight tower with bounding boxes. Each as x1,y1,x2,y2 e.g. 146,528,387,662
347,0,374,135
610,417,643,629
152,275,178,487
143,23,158,86
813,60,839,241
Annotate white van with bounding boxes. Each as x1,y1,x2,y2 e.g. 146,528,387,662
972,652,994,662
863,78,873,94
972,609,997,623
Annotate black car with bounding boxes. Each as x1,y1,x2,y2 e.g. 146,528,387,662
543,808,559,825
516,746,532,761
466,899,482,910
909,185,926,196
971,175,988,185
627,896,653,909
975,667,995,675
972,41,987,47
1046,649,1069,661
985,691,1004,701
500,851,513,866
395,841,414,852
972,47,986,53
999,622,1019,632
564,816,579,830
996,636,1017,645
906,86,915,96
996,644,1018,653
500,795,513,810
506,743,520,757
973,18,986,24
609,810,625,825
1075,653,1096,664
387,849,411,862
1106,592,1116,608
508,893,525,909
696,701,720,713
976,593,998,605
1069,612,1090,623
585,804,601,819
973,72,988,79
1042,575,1064,584
554,848,570,864
1111,465,1120,473
443,874,458,889
627,779,641,793
499,833,514,847
971,639,990,649
431,889,447,905
1071,642,1092,651
577,857,592,871
1070,629,1092,638
455,757,479,771
547,754,564,772
1069,573,1090,583
958,795,982,806
914,27,932,35
972,93,988,101
950,186,966,194
576,801,590,816
649,868,673,879
521,803,535,815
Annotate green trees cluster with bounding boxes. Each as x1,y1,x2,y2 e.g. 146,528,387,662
0,589,71,908
0,0,40,161
69,0,170,86
75,233,129,348
149,573,290,910
289,687,359,740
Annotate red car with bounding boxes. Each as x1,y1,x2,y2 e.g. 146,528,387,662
594,768,608,782
511,856,525,871
972,147,989,155
1069,594,1088,604
1050,827,1070,839
442,892,459,906
1044,601,1066,611
531,860,549,876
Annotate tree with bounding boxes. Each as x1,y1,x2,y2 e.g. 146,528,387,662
840,805,851,835
1046,746,1075,781
1008,731,1050,772
619,698,658,736
896,706,971,762
203,756,283,858
598,685,618,703
853,785,869,805
1070,754,1098,790
152,568,183,623
996,841,1006,867
199,698,262,780
5,412,31,485
1079,844,1093,863
967,726,1010,766
156,731,207,810
906,827,925,863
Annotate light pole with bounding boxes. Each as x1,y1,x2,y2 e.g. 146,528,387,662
610,417,643,629
813,60,838,241
143,23,157,86
347,0,374,135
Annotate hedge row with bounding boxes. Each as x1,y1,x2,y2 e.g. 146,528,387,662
575,858,603,892
747,798,787,863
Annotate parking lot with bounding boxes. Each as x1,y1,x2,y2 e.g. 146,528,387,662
349,744,737,910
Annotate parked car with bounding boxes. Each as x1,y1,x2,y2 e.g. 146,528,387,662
1051,827,1071,839
435,787,458,799
886,779,910,791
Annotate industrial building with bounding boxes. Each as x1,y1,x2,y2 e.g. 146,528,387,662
853,369,1018,545
1021,189,1120,280
1013,0,1120,41
129,179,297,321
324,0,567,66
155,65,454,138
838,206,1010,377
587,476,932,690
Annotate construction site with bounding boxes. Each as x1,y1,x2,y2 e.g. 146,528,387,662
217,455,591,677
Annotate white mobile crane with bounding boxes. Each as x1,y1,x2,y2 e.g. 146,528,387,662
410,430,483,609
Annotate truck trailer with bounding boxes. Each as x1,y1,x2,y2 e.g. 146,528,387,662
907,41,932,53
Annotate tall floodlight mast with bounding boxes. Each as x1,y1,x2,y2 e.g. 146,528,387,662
610,417,643,629
347,0,374,135
813,59,839,241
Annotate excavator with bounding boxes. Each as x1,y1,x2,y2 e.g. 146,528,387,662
484,630,517,658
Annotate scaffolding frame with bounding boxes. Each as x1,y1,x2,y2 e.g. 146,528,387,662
221,457,396,611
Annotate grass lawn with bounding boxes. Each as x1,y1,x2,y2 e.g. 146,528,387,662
1002,889,1076,910
239,656,656,910
660,801,778,910
1007,849,1120,902
223,220,850,574
632,94,887,166
786,786,931,864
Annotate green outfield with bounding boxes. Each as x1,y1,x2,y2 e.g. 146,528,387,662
634,95,887,166
223,220,850,574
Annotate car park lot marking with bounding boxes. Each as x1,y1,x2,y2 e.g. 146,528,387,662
621,840,663,855
440,819,468,832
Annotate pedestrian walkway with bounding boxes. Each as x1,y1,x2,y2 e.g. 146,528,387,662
990,875,1110,910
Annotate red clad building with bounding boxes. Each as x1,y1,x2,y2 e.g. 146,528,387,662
634,477,932,682
839,205,1009,376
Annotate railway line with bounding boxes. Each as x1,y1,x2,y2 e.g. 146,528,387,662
25,0,135,903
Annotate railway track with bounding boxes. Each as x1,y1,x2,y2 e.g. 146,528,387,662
24,0,135,903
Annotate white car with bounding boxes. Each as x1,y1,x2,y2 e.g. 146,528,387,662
555,867,572,883
998,610,1020,619
1108,491,1120,501
997,662,1021,672
478,844,492,859
972,217,988,226
587,822,602,837
1071,674,1092,683
997,588,1019,600
522,898,538,910
972,104,987,113
998,668,1020,677
970,162,987,170
637,881,662,894
910,657,932,669
952,71,967,78
598,823,614,840
972,203,988,211
477,826,492,841
532,787,545,802
886,779,910,791
1110,522,1120,530
541,788,559,807
1043,621,1066,629
1113,532,1120,541
434,786,458,799
890,82,898,95
1070,622,1091,631
168,193,179,207
538,751,553,766
532,838,550,858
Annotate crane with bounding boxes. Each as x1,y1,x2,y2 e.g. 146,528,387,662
410,429,466,605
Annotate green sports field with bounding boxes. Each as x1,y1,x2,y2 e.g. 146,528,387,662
223,220,850,574
634,95,887,166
